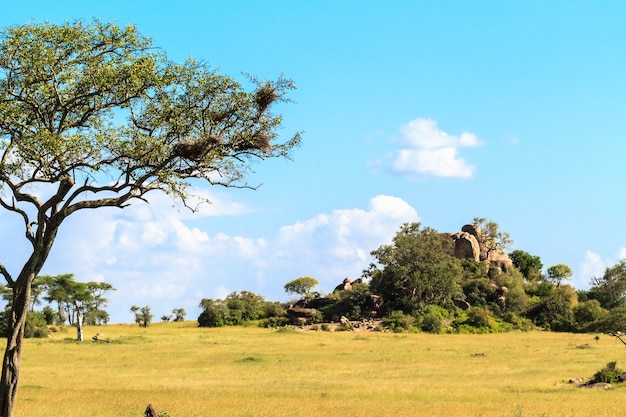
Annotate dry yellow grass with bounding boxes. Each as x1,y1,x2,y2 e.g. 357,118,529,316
10,323,626,416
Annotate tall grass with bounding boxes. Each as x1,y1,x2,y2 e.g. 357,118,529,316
12,323,624,416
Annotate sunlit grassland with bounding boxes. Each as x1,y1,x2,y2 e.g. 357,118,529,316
12,322,626,416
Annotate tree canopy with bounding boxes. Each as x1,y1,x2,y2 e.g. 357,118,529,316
509,249,543,282
366,223,463,314
589,260,626,309
0,19,300,416
284,276,319,300
545,264,573,288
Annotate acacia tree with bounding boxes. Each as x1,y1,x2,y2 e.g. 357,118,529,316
284,276,319,300
472,217,512,258
130,305,153,328
546,264,573,288
85,281,115,325
0,20,300,416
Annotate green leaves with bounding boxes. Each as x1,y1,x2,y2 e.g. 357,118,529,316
0,19,300,223
367,222,463,314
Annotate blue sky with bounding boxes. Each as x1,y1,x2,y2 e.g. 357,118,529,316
2,1,626,323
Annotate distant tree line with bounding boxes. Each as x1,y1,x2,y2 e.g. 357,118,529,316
197,220,626,335
0,274,115,339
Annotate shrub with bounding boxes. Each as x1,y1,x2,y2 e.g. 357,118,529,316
467,307,492,328
259,316,290,328
42,305,59,325
502,312,534,331
593,361,625,384
24,311,49,338
573,300,608,331
319,282,371,321
336,321,353,331
382,311,415,333
526,295,575,332
420,313,442,334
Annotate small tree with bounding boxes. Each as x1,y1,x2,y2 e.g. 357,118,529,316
283,277,319,301
131,305,153,328
42,274,92,340
198,298,229,327
85,282,116,325
589,260,626,309
172,308,186,322
509,249,543,282
472,217,513,257
546,264,573,288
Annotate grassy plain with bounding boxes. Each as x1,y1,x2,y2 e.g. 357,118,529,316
11,322,626,417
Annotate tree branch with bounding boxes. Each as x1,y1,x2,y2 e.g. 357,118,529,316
0,263,14,287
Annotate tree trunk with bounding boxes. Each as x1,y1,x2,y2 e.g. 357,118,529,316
75,302,84,342
0,283,31,417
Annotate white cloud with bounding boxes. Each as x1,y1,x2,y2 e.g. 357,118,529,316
3,191,420,323
579,251,605,286
577,248,626,289
391,118,483,179
276,195,418,288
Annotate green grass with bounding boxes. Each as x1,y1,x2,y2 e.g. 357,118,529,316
11,323,626,416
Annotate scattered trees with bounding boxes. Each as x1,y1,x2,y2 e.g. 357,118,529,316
0,18,300,415
130,305,153,328
198,291,286,327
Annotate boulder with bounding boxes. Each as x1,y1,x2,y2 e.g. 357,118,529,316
334,277,352,292
461,224,481,237
305,297,334,309
287,307,317,318
581,382,612,390
453,299,471,310
452,231,480,262
365,294,384,311
489,256,513,274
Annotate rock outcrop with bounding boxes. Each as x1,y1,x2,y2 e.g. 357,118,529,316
452,231,480,262
449,224,513,272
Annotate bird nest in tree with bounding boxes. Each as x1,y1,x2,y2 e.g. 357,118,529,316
172,134,222,160
255,84,279,112
234,132,271,151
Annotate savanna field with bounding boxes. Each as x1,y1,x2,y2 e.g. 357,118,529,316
12,322,626,417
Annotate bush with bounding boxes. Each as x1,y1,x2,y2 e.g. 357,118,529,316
24,311,49,338
526,295,575,332
467,307,492,328
319,282,372,321
593,361,625,384
382,311,415,333
259,316,290,328
420,313,442,334
573,300,609,331
502,312,534,331
452,308,510,334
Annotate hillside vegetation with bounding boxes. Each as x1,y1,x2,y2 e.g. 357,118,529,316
14,322,625,417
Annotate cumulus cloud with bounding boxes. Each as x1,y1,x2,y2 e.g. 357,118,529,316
276,195,418,289
391,118,483,179
17,192,419,323
577,248,626,289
